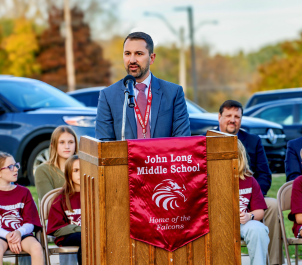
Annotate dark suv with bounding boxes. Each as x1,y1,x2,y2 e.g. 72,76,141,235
0,76,96,185
245,88,302,108
68,87,287,173
244,98,302,141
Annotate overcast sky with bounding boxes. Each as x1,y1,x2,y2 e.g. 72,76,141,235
114,0,302,54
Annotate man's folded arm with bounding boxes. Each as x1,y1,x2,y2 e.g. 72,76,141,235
254,137,272,196
285,141,301,182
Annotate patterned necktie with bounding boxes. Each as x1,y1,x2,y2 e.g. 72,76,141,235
135,83,151,139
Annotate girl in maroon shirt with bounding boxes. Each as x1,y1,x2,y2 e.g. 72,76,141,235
237,140,269,265
47,155,81,265
0,152,43,265
288,175,302,237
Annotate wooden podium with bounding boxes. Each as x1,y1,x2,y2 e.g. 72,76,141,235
79,131,241,265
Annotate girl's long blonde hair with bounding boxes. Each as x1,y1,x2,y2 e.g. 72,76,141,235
237,140,253,180
61,155,79,212
48,126,79,169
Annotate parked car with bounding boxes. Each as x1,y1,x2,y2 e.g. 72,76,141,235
0,77,97,185
68,87,287,173
244,98,302,141
245,88,302,108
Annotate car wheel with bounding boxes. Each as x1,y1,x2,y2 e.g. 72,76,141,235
27,141,50,185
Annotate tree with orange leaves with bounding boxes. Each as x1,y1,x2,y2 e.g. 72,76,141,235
249,32,302,92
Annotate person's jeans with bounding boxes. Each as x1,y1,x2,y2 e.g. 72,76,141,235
61,232,82,265
241,220,269,265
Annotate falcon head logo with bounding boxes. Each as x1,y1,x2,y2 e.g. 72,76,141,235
152,179,187,211
0,210,22,230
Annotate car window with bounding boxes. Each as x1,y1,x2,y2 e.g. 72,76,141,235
186,100,205,114
299,104,302,124
255,105,294,125
72,92,99,107
0,81,84,110
248,92,302,107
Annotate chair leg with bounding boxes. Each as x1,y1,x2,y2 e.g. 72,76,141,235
267,253,270,265
15,256,18,265
295,245,298,265
284,241,292,265
279,236,283,265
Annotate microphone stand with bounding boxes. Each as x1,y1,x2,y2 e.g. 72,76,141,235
121,88,129,141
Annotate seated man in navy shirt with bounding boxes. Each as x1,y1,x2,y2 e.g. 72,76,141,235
218,100,282,265
285,137,302,182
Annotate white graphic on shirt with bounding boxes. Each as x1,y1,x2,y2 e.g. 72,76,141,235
0,210,22,229
239,196,250,213
152,179,187,211
65,209,81,216
239,188,252,195
67,216,81,226
0,203,24,211
65,209,81,226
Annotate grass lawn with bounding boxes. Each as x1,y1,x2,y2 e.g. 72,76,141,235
27,176,300,259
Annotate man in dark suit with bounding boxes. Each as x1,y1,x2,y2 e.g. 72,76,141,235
285,137,302,181
95,32,191,141
218,100,282,265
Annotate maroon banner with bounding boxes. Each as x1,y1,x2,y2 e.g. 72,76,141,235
127,136,209,252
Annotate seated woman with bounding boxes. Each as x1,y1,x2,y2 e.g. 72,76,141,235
0,152,43,265
288,175,302,237
47,155,81,265
237,140,270,265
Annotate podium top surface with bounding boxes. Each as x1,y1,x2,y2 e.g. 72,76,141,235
79,132,238,167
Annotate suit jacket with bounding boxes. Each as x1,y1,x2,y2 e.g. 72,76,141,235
237,129,272,196
95,74,191,141
285,137,302,182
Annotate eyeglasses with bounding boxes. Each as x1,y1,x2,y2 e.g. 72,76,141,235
0,162,21,171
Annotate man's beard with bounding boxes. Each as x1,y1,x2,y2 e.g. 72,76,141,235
226,124,237,134
126,63,149,79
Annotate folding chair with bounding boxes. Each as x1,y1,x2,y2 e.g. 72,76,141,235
40,188,79,265
3,203,42,265
277,180,302,265
4,249,30,265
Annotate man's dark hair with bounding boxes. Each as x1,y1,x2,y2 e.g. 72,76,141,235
219,100,243,115
123,32,154,54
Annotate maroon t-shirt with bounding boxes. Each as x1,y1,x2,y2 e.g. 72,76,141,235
0,185,41,233
288,175,302,237
239,176,267,213
47,192,81,246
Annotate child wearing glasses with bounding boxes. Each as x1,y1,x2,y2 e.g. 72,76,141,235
0,152,43,265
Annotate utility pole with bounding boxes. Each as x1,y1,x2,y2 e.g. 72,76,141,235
179,27,186,93
175,6,217,105
144,12,186,94
64,0,76,91
187,7,198,104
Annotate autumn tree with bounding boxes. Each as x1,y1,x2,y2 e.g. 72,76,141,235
249,33,302,92
1,18,40,77
36,7,111,89
99,35,125,83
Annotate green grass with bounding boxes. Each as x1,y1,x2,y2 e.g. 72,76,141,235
28,186,38,206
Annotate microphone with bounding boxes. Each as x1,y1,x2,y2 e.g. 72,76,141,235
123,75,136,108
